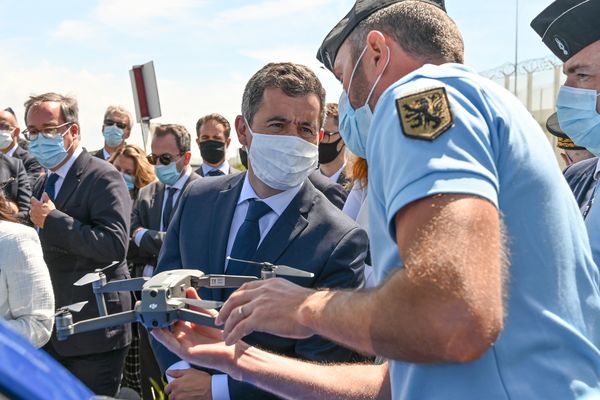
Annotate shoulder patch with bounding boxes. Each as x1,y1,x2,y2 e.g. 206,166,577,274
396,87,453,141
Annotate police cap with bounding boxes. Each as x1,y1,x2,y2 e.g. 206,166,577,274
316,0,446,72
531,0,600,62
546,112,586,150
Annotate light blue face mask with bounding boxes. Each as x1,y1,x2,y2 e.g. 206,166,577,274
154,162,181,186
122,172,135,190
103,125,124,147
556,85,600,156
29,127,73,169
338,44,390,159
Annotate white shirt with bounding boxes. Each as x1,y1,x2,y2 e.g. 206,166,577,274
102,148,111,160
168,173,302,400
47,146,83,196
5,143,17,157
202,159,230,176
325,163,346,184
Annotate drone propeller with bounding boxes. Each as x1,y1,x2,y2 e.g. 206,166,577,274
74,261,119,286
55,301,88,315
178,298,223,310
226,257,314,278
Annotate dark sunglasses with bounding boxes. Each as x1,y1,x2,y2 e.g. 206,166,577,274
104,119,128,130
147,152,183,166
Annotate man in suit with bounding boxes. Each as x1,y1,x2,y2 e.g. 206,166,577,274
195,113,239,177
153,62,367,400
0,107,43,184
26,92,132,396
319,103,350,188
92,105,133,160
0,153,31,222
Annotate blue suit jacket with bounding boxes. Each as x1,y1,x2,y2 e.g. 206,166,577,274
153,172,367,399
563,157,598,208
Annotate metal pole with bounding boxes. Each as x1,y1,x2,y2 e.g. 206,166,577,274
514,0,519,96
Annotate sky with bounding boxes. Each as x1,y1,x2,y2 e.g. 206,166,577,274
0,0,556,162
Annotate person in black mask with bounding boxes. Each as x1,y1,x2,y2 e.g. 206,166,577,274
195,113,240,176
318,103,350,187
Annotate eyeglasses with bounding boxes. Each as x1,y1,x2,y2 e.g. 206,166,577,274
323,130,339,137
23,121,73,141
104,119,128,130
147,152,183,166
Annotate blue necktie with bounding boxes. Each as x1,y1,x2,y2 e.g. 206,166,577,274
225,199,271,298
45,173,60,201
207,169,224,176
162,187,178,230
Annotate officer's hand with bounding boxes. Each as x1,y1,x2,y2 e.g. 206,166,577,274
165,368,211,400
30,193,56,228
216,278,316,345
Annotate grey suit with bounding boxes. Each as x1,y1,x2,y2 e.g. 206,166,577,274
0,152,31,222
12,145,43,185
153,172,367,399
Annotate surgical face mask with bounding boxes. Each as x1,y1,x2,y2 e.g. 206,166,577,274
338,44,390,158
246,121,318,191
29,126,73,169
154,162,181,186
556,86,600,156
199,140,226,164
318,137,344,164
103,125,124,147
0,129,13,150
122,172,135,190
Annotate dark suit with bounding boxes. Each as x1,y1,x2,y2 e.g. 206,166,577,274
12,145,43,185
308,169,347,210
563,157,598,209
195,164,240,176
32,150,132,396
0,153,31,222
91,148,107,160
153,172,367,399
129,170,201,270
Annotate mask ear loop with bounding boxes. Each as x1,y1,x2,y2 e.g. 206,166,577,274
364,46,391,107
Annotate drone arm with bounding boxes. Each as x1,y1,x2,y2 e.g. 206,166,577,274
176,308,218,329
98,277,149,293
70,310,138,336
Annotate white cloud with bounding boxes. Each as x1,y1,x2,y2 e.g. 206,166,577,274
51,20,96,41
218,0,335,23
93,0,205,28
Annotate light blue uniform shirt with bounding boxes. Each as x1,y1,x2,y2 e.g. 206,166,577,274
367,63,600,399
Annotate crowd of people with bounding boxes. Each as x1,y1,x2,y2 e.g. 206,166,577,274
1,0,600,399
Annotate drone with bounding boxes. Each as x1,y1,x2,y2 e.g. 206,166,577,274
55,259,314,341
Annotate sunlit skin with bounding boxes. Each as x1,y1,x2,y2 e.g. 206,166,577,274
196,119,231,167
0,110,19,152
150,133,191,175
102,110,131,153
234,86,323,199
27,101,80,228
112,154,136,176
563,40,600,113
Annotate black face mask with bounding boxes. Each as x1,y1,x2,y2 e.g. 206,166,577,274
199,140,226,164
318,137,344,164
239,147,248,169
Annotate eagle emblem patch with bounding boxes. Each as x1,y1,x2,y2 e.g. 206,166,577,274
396,87,453,141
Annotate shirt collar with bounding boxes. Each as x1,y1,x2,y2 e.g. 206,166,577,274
168,165,192,190
238,173,303,217
6,143,17,157
102,148,111,160
51,145,83,179
202,159,229,175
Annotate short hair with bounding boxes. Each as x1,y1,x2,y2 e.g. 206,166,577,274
104,105,134,130
350,1,464,65
108,144,156,197
195,113,231,139
152,124,191,153
24,92,78,124
242,62,327,127
3,107,15,117
326,103,339,125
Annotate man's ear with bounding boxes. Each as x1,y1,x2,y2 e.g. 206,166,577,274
319,128,324,142
70,123,80,140
183,150,192,165
366,30,389,74
235,115,250,147
12,127,20,139
225,137,231,148
195,137,201,145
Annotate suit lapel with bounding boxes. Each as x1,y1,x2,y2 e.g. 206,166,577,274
54,152,89,210
149,182,165,230
208,174,244,276
251,181,315,274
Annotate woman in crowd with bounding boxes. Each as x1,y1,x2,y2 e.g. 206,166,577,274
109,144,156,201
0,191,54,348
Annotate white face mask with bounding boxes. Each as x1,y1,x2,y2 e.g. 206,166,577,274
0,129,14,150
245,120,318,191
